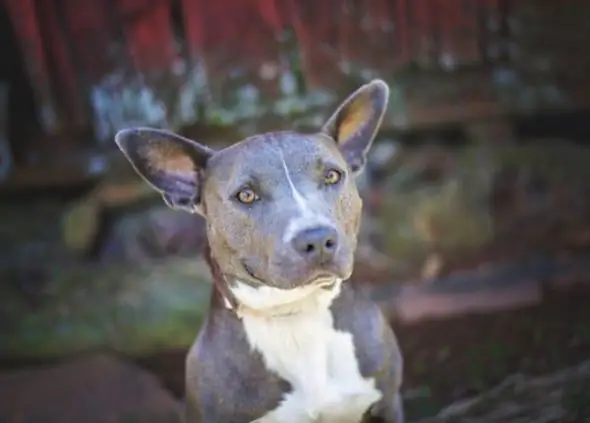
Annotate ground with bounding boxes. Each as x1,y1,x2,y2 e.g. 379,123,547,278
132,283,590,422
3,283,589,422
397,284,590,420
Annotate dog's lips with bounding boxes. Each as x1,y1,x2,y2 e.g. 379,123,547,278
300,258,350,286
306,270,342,287
240,260,265,286
310,273,337,284
312,276,338,290
242,261,257,279
241,256,349,288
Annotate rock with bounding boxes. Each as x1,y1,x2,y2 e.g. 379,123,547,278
364,143,498,275
390,281,542,325
0,201,74,267
369,139,590,275
62,197,102,254
412,359,590,422
378,178,494,267
1,257,212,359
0,354,181,423
365,255,590,324
99,206,207,264
60,156,160,256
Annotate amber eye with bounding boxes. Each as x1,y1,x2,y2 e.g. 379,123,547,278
236,187,259,204
324,169,342,185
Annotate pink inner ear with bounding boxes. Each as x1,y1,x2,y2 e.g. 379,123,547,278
336,92,374,143
142,141,196,174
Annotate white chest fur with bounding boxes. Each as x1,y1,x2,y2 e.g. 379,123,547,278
230,280,382,423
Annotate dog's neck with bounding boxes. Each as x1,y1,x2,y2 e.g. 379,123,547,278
203,242,342,319
203,242,240,310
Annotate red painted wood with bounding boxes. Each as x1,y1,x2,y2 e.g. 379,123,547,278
37,0,86,128
396,0,411,63
3,0,508,139
117,0,177,73
4,0,58,132
61,0,119,81
257,0,282,31
180,0,206,61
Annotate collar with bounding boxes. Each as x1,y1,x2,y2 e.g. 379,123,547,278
202,242,240,311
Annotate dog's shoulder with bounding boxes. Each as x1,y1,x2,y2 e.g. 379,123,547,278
185,309,289,423
330,283,403,385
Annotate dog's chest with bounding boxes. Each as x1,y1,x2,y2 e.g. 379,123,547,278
241,302,382,423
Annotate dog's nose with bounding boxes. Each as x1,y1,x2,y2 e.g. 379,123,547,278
292,226,338,262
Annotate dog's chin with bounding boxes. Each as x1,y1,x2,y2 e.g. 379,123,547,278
229,261,348,312
291,259,352,286
240,256,351,289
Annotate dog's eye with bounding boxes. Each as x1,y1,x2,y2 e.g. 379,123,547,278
236,187,259,204
324,169,342,185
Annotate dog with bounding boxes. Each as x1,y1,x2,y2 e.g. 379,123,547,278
115,79,404,423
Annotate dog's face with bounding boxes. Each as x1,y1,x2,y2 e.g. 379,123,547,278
115,80,389,305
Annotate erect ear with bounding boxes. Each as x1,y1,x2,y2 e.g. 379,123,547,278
321,79,389,175
114,127,215,214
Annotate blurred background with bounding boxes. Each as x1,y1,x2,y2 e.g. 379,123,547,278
1,0,590,421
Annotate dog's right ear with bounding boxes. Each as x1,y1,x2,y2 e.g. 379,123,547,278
115,127,215,214
321,79,389,176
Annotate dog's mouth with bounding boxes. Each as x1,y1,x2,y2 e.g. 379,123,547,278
309,273,339,289
240,258,346,289
240,261,265,286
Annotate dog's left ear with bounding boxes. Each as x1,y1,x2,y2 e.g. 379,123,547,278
321,79,389,175
114,127,215,215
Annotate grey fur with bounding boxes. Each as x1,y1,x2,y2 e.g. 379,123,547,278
115,79,403,423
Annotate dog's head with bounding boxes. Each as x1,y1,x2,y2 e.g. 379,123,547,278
115,80,389,309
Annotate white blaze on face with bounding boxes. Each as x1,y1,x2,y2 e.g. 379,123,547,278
280,157,332,245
